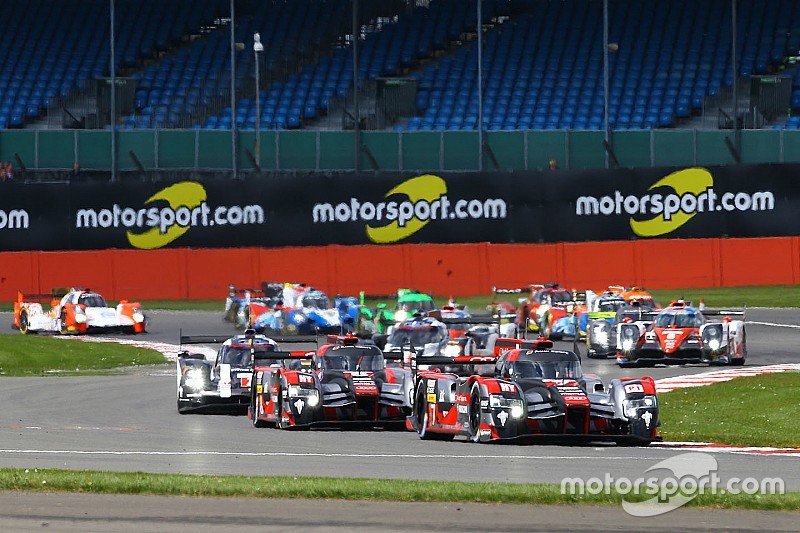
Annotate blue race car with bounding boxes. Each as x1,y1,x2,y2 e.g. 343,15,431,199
253,288,342,335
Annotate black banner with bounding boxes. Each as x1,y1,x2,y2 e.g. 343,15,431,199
0,164,797,251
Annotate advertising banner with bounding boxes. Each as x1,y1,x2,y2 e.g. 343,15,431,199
0,164,796,251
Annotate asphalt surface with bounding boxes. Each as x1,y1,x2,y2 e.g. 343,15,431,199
1,308,799,529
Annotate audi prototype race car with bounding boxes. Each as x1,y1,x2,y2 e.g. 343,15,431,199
14,288,145,335
248,335,413,429
616,300,747,367
408,342,660,445
176,331,314,414
379,315,450,358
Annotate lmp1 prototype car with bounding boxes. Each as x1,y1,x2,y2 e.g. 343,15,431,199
176,331,314,414
585,294,638,359
14,288,145,335
252,287,342,335
615,300,747,367
408,344,659,445
248,335,413,429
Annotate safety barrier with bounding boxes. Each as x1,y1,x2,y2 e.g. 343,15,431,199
1,237,797,302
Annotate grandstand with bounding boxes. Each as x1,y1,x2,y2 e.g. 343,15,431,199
2,0,799,133
2,0,800,175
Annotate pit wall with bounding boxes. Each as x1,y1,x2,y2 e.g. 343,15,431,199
2,237,797,302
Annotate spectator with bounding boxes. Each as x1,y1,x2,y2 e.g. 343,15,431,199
5,162,13,181
549,158,559,170
70,162,82,181
0,163,6,182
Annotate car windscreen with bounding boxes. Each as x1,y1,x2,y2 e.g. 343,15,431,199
513,354,583,380
655,311,704,328
398,299,435,312
388,327,444,347
550,290,573,303
320,347,384,371
598,300,627,313
78,294,108,308
302,295,330,309
219,346,256,367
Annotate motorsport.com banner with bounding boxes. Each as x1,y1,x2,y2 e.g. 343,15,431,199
0,164,796,251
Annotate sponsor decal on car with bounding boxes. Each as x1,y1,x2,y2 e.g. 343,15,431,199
574,167,775,237
311,174,508,244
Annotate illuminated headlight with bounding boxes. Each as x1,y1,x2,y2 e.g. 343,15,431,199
593,326,609,345
185,368,206,390
702,326,723,351
489,394,524,418
623,396,656,418
621,339,633,351
444,344,461,357
74,308,87,324
395,310,408,323
132,309,145,323
288,385,319,406
708,339,721,351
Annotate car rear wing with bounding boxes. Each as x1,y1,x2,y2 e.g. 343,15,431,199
179,331,318,347
17,288,69,303
701,306,746,320
618,310,661,323
252,349,313,364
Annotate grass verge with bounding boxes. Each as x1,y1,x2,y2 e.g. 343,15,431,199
0,334,167,376
1,284,798,312
0,469,796,510
659,372,800,448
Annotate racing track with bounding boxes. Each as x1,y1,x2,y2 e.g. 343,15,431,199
0,309,799,529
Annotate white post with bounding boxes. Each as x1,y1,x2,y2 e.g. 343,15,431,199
254,32,263,169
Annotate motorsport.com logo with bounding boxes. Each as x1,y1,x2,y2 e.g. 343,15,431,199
75,202,264,234
575,187,774,220
312,195,507,227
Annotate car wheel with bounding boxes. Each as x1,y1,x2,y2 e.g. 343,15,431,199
19,310,31,335
468,384,483,443
251,392,267,428
730,329,746,366
59,310,68,335
275,384,289,429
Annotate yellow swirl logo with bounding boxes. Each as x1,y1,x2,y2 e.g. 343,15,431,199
127,182,207,249
366,174,447,243
630,168,713,237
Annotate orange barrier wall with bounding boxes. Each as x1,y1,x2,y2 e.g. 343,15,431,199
2,237,798,302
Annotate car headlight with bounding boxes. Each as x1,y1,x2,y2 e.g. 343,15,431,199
395,310,407,323
184,368,206,390
444,343,461,357
623,396,656,418
593,328,609,345
489,394,524,418
707,338,721,350
132,309,144,323
621,338,634,351
288,385,320,406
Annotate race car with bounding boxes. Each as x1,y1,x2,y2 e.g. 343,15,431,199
248,335,413,428
496,283,576,336
584,293,635,358
615,300,747,367
407,343,660,445
378,315,450,357
546,289,596,340
391,288,436,324
608,285,662,310
252,287,342,335
13,288,145,335
224,282,283,330
334,294,376,337
176,331,315,414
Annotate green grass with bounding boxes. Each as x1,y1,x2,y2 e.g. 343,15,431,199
1,284,798,312
0,334,167,376
659,372,800,448
0,469,796,510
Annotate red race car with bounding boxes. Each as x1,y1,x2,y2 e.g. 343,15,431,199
249,335,414,429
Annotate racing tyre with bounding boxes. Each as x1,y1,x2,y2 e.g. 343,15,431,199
19,310,31,335
275,384,290,429
251,391,267,428
730,329,746,366
467,384,483,443
415,386,453,441
59,310,68,335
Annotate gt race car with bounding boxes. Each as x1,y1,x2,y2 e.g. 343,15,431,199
177,331,315,414
14,288,145,335
248,335,413,429
615,300,747,367
407,345,659,445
